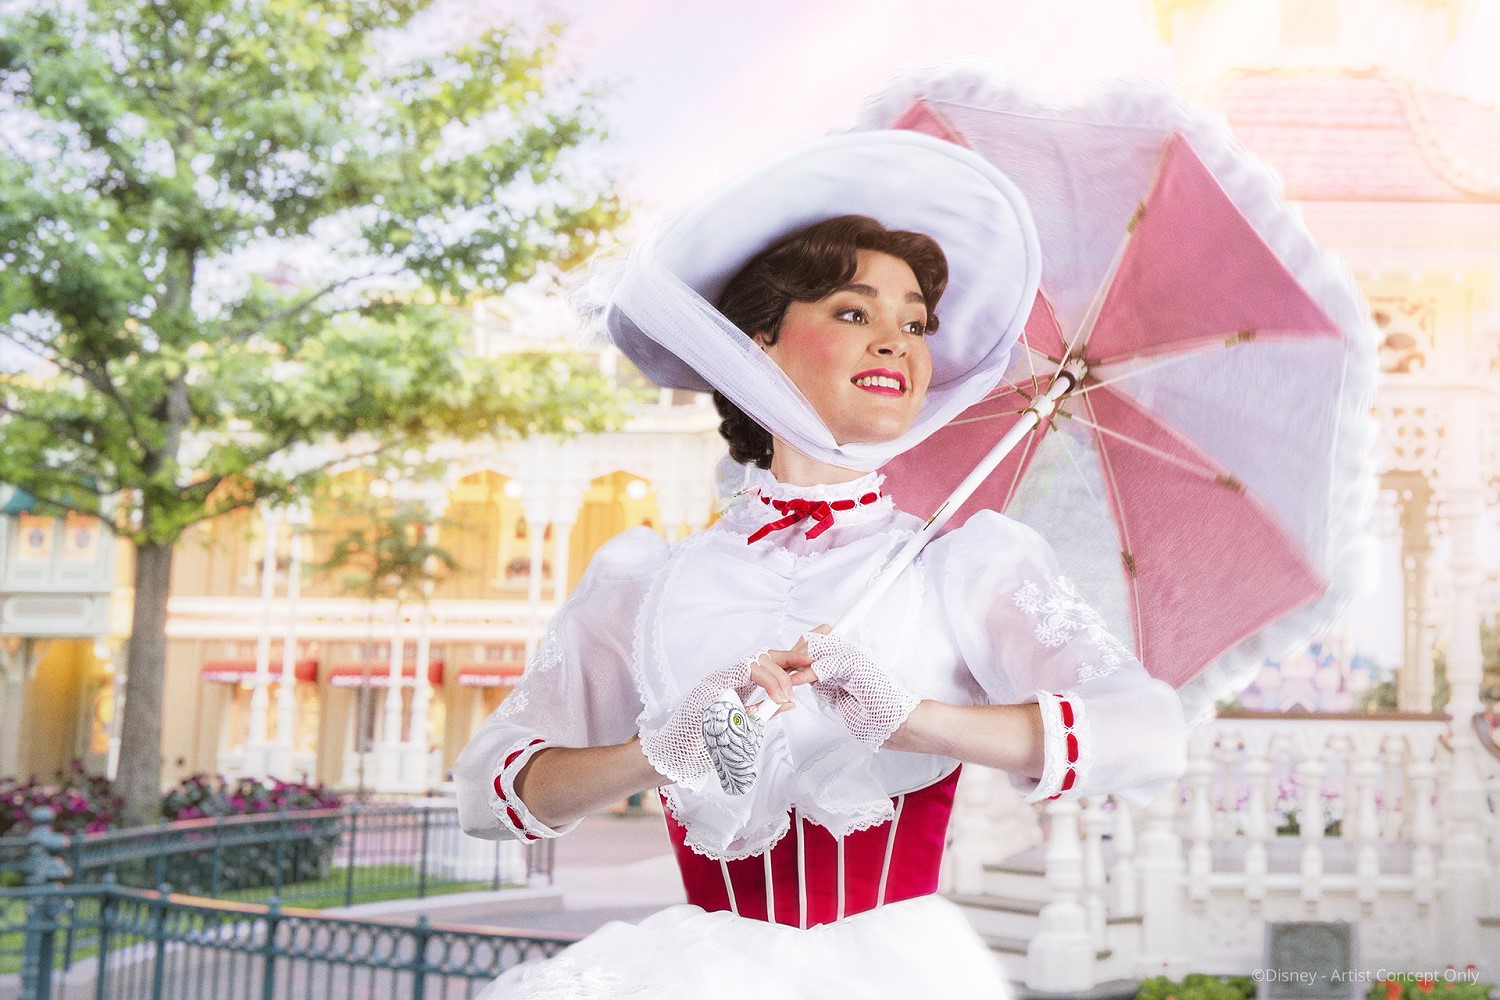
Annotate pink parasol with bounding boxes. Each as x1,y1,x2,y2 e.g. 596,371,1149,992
841,71,1377,721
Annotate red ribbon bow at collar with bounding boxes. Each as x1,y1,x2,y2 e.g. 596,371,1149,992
746,490,882,545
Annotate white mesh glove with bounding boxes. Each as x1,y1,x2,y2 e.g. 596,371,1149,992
640,653,764,788
805,631,921,750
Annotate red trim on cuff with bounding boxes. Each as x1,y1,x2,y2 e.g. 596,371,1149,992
493,774,507,801
504,804,525,830
1048,696,1080,801
504,739,548,772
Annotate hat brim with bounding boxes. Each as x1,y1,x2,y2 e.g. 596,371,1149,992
610,130,1040,398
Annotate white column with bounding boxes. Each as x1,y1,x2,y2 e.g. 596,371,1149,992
405,585,435,791
1027,799,1096,992
1080,797,1109,948
1396,479,1435,712
1351,729,1382,912
552,475,587,600
1185,730,1215,903
0,639,34,778
943,764,994,895
1436,394,1490,964
1110,798,1139,917
243,505,282,778
1294,749,1327,913
404,490,449,792
270,506,308,778
1241,729,1273,905
377,602,405,789
1136,784,1187,974
1408,730,1440,909
523,513,546,659
552,512,577,604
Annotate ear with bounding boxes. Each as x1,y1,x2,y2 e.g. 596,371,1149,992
751,331,774,352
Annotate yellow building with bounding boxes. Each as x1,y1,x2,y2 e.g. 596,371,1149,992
1,359,724,794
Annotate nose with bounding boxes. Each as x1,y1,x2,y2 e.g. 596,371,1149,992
870,322,907,357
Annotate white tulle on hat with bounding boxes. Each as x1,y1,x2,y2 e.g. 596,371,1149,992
584,130,1042,472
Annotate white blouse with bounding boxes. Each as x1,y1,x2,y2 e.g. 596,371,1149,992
455,466,1187,861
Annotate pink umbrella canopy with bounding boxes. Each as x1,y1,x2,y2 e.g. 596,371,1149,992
860,71,1378,719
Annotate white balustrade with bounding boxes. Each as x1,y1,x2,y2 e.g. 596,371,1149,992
1186,729,1215,902
998,711,1498,987
1111,799,1139,916
1080,796,1109,947
1027,798,1096,991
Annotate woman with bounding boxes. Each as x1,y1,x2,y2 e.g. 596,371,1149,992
456,130,1187,997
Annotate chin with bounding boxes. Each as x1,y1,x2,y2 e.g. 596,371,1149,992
833,422,912,446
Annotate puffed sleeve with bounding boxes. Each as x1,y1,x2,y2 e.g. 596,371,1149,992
926,511,1186,808
454,527,670,841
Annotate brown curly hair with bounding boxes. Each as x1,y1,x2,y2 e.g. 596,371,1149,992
713,215,948,468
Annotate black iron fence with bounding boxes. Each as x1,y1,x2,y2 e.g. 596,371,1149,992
0,806,566,999
1,882,576,1000
1,803,553,906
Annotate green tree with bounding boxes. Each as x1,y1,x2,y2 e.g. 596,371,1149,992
0,0,626,823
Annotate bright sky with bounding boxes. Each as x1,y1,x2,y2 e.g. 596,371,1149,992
537,0,1175,222
523,0,1500,231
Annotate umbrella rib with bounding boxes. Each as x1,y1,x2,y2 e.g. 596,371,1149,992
946,409,1027,428
1070,343,1219,398
1079,393,1146,663
1020,332,1041,387
1054,225,1136,384
1067,414,1224,482
1051,428,1115,529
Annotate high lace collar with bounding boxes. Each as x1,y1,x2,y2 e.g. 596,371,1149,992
744,465,886,505
723,466,897,546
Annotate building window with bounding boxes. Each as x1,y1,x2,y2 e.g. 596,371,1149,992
1281,0,1339,46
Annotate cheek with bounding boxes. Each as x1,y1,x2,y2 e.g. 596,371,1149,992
774,323,847,372
912,345,935,395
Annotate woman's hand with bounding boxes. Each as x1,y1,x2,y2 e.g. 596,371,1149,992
748,647,817,714
798,627,921,750
639,644,816,787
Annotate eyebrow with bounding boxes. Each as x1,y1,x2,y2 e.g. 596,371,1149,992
832,282,926,304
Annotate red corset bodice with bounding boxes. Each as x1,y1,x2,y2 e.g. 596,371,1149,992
662,767,960,929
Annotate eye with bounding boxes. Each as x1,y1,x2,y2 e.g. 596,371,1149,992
834,307,867,324
902,319,929,336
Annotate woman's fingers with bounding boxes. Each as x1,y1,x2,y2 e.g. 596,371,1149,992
750,654,794,706
746,632,833,713
750,649,814,709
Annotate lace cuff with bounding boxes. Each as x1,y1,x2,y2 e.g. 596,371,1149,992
639,654,759,788
804,631,920,750
489,738,581,841
1021,691,1087,804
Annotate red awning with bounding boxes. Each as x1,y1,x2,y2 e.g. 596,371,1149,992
327,660,444,688
201,659,318,684
455,662,525,688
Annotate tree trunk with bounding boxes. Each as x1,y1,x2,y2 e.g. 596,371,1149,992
117,539,175,827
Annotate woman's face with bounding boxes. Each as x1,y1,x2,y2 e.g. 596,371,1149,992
758,250,933,446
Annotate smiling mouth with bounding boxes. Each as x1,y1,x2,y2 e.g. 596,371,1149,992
851,371,906,395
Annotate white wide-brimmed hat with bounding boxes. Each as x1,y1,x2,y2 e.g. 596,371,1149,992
591,130,1041,472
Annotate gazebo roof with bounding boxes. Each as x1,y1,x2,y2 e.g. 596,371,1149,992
1209,68,1500,203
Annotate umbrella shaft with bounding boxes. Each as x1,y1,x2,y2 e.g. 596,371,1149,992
834,367,1080,633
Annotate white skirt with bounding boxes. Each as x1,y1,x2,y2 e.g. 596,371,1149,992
478,895,1011,999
